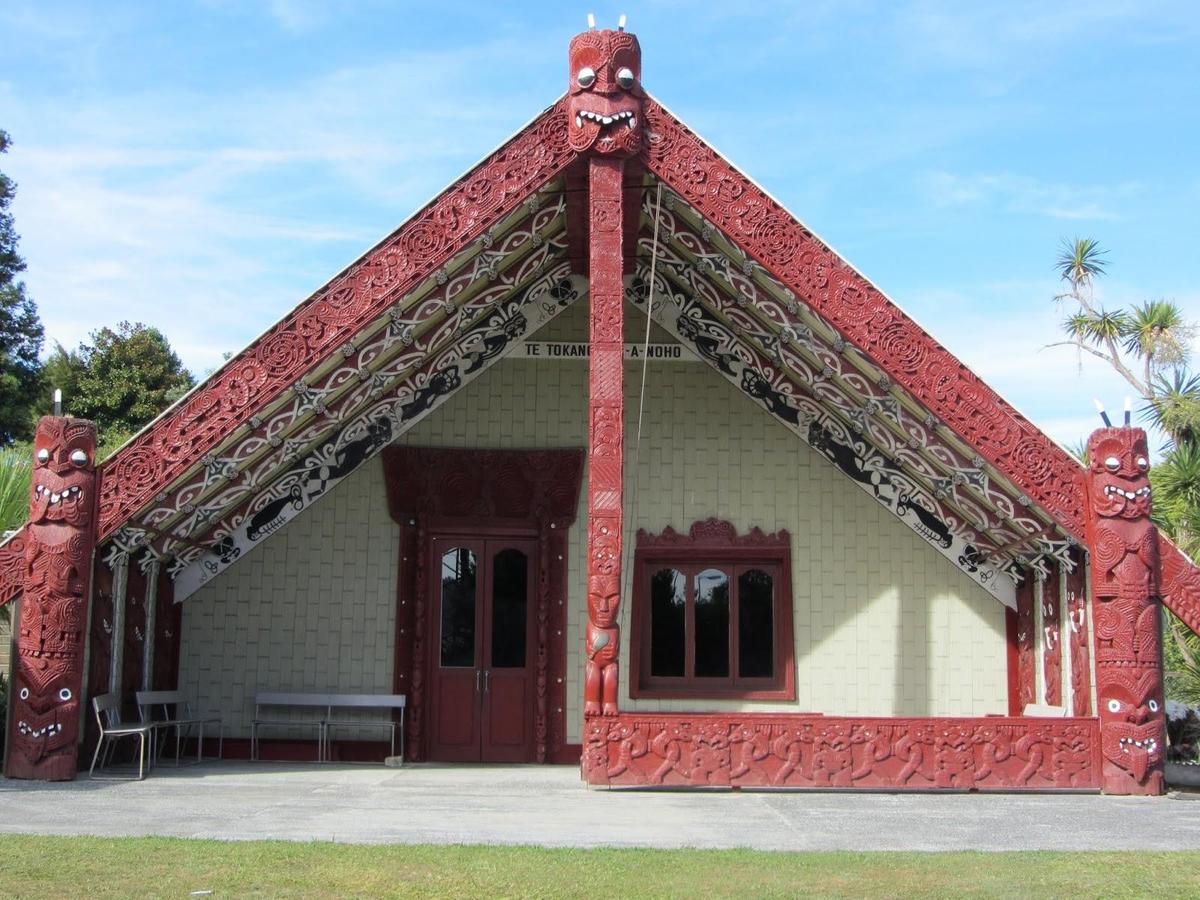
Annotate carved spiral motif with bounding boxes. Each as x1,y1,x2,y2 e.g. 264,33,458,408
258,330,309,378
877,322,926,375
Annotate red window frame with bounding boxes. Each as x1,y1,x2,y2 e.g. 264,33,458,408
629,519,795,700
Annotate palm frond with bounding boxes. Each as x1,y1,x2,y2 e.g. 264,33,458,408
1055,237,1108,287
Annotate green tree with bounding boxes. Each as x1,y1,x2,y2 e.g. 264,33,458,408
1050,238,1200,729
46,321,194,449
0,130,45,445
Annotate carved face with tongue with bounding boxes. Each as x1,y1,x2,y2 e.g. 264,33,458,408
1099,668,1164,789
567,29,644,156
1086,427,1151,520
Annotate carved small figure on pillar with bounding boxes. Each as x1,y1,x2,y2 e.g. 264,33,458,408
585,573,620,716
1083,423,1165,794
6,417,98,781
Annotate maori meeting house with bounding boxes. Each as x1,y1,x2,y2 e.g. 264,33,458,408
4,24,1200,794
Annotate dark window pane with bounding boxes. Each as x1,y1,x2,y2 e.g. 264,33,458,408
440,548,476,668
738,568,774,678
694,568,730,678
649,568,686,677
491,548,528,668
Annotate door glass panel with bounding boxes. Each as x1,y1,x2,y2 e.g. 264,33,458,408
440,547,477,668
694,568,730,677
649,567,686,677
738,568,774,678
490,548,528,669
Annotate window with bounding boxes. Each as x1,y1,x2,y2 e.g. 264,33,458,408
630,519,794,700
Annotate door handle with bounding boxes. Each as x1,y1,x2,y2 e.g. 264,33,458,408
475,669,481,693
484,670,491,693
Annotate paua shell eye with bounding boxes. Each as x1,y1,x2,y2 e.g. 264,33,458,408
577,67,596,88
36,448,49,464
1104,456,1120,472
70,449,88,467
617,67,635,89
59,687,72,701
1149,699,1159,712
1136,456,1149,471
1107,698,1121,713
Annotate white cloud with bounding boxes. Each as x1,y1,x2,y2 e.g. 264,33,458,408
920,171,1137,221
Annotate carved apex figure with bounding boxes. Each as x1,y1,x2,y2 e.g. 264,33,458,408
6,416,98,781
567,28,644,157
1083,424,1165,795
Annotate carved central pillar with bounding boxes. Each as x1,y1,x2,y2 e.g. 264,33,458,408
5,417,98,781
1083,424,1166,794
584,156,625,717
566,25,644,720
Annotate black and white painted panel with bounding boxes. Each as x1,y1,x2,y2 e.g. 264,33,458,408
169,266,586,600
626,265,1017,606
643,194,1073,578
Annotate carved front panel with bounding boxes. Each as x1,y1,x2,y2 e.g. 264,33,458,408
585,714,1101,790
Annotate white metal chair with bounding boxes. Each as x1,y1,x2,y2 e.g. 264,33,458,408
136,689,223,765
89,693,154,780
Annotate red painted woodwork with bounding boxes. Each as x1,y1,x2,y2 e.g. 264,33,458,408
92,101,575,541
584,713,1101,789
1005,608,1020,717
637,98,1086,542
567,29,643,158
1015,573,1035,713
629,519,795,700
5,417,98,781
0,526,25,607
1083,426,1165,795
1042,568,1062,706
151,563,180,692
1065,551,1091,717
122,562,147,698
585,155,627,718
383,446,583,762
1161,537,1200,636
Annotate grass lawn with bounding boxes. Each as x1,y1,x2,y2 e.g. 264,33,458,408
1,838,1199,898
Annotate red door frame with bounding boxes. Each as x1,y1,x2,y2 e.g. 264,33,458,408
383,446,584,763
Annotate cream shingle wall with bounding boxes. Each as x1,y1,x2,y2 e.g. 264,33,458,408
178,302,1008,743
177,459,400,736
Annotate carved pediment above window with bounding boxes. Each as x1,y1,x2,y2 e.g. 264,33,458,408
636,517,789,549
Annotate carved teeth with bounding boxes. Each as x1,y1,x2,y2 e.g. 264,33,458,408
16,720,63,738
1104,485,1150,501
1118,737,1158,753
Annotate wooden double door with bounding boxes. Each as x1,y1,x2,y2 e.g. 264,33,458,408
428,535,537,762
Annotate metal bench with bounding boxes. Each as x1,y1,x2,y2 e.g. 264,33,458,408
251,692,328,761
135,689,223,765
322,694,406,762
249,692,405,762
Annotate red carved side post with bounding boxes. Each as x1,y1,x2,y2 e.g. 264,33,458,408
568,27,644,754
1016,573,1035,714
1042,570,1062,706
1065,550,1091,717
1083,426,1165,795
5,417,98,781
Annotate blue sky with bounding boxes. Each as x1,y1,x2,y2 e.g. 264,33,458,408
1,1,1197,452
